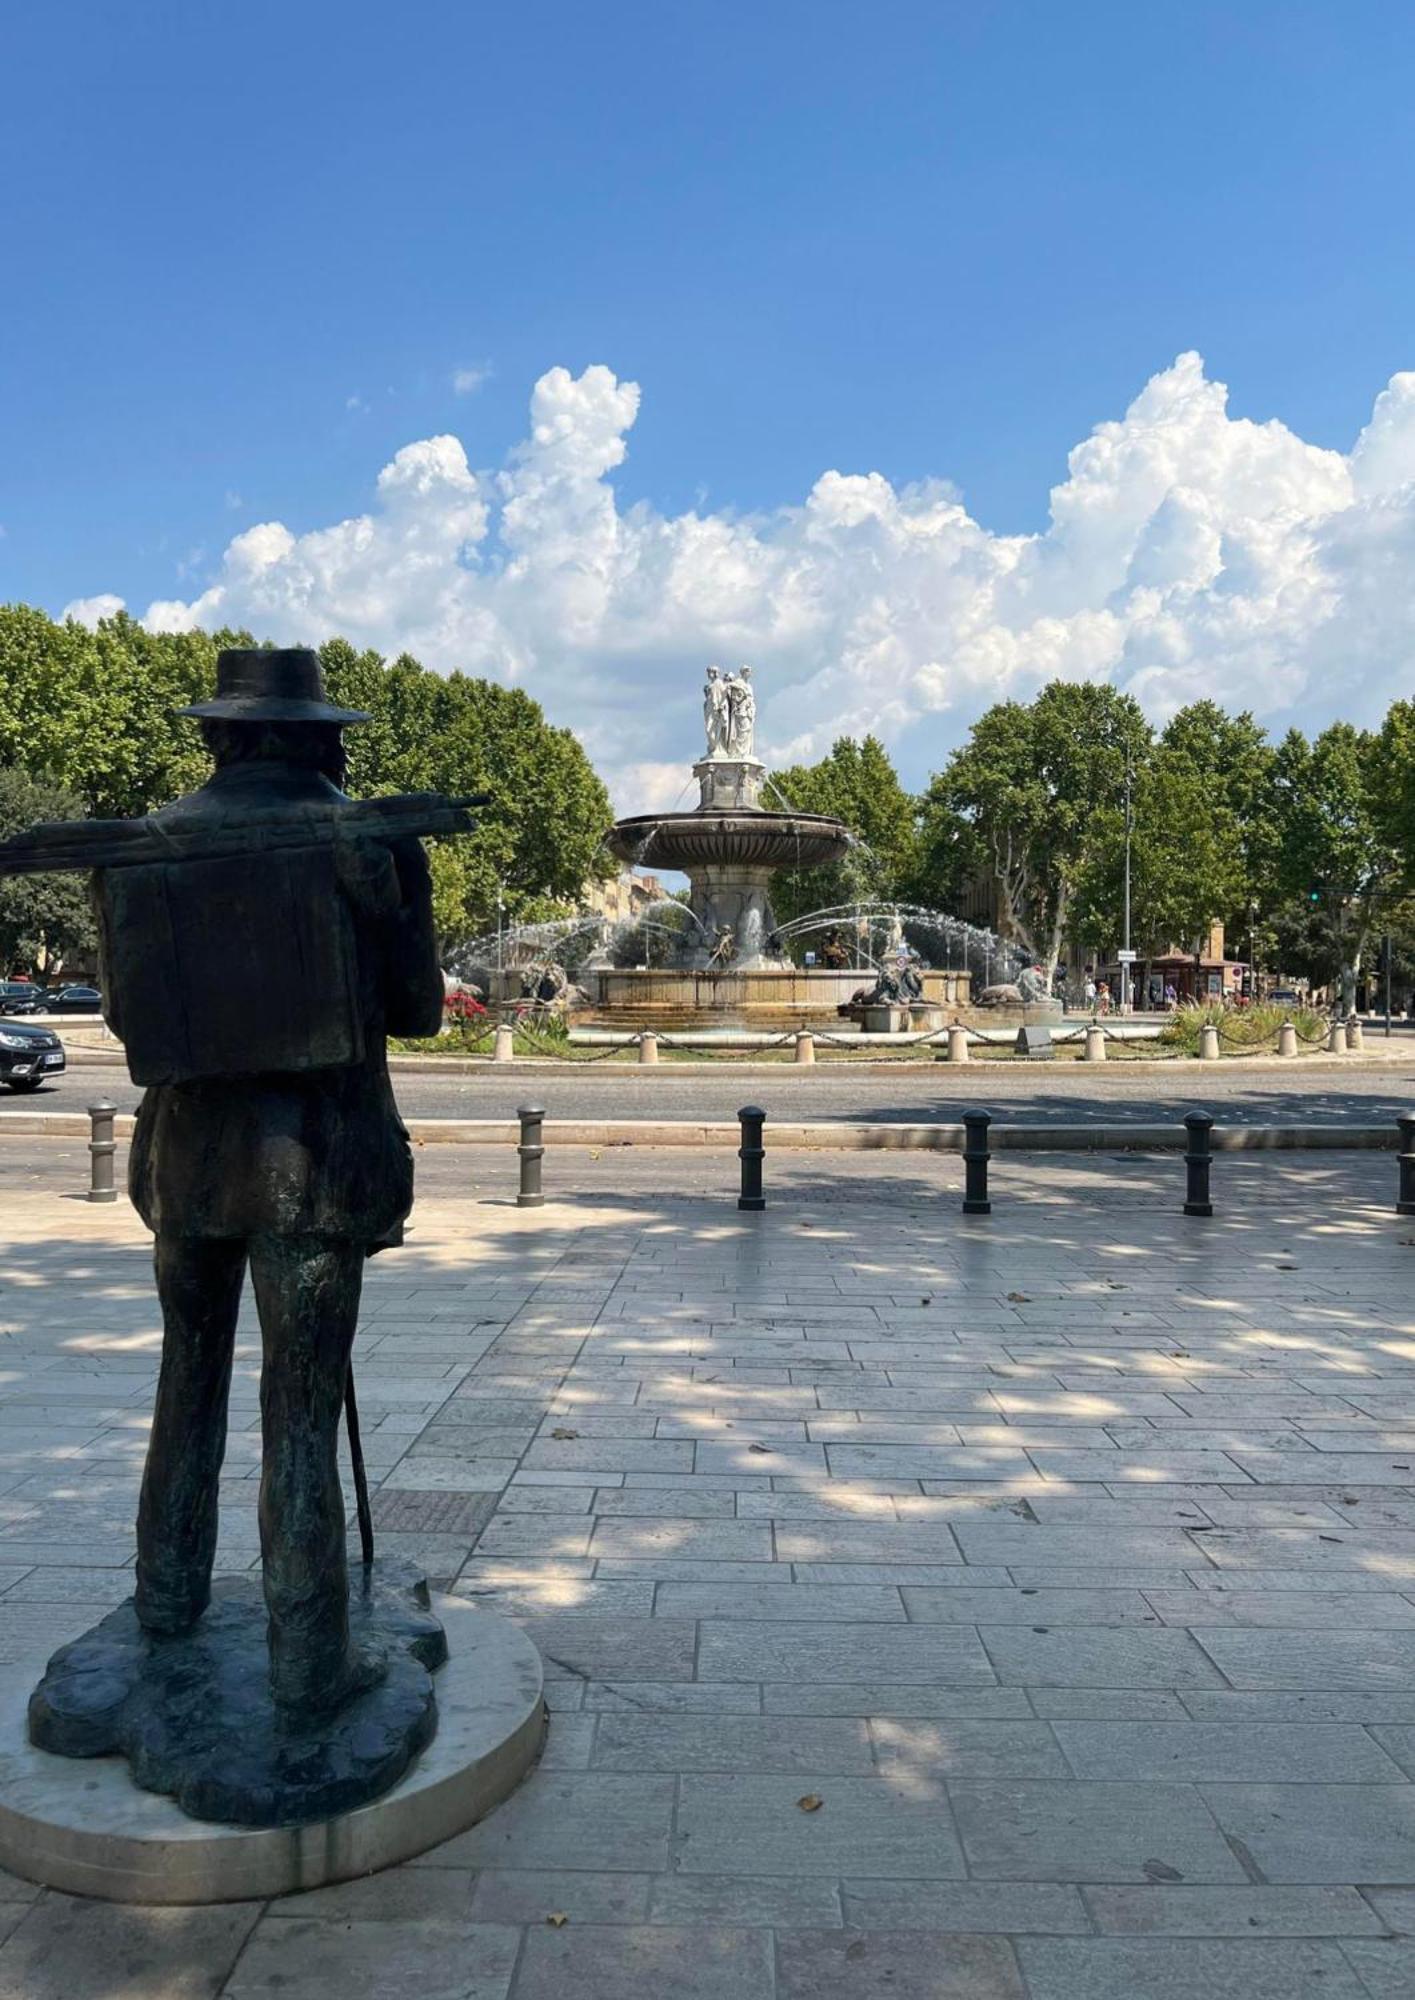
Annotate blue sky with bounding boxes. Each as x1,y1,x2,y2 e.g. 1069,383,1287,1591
4,1,1415,794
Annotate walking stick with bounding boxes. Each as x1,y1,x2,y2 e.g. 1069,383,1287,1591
344,1369,375,1568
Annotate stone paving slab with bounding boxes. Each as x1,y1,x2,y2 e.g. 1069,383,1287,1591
1016,1937,1369,2000
4,1143,1415,1993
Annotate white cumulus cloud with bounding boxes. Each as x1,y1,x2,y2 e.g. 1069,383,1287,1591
77,352,1415,806
62,593,126,627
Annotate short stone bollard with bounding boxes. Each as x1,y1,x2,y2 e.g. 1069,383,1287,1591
962,1109,992,1215
1084,1025,1106,1063
794,1030,815,1065
493,1022,515,1063
1199,1023,1220,1062
516,1105,545,1207
638,1030,659,1065
1183,1110,1214,1217
737,1105,766,1212
1398,1113,1415,1217
947,1024,970,1063
1326,1018,1346,1055
1347,1016,1365,1053
87,1100,118,1204
1278,1020,1298,1058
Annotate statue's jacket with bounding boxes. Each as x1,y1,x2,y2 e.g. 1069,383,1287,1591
94,762,446,1250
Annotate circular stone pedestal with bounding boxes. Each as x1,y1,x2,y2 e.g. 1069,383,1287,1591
0,1594,544,1904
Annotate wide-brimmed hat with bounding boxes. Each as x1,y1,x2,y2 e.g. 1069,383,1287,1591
178,648,371,725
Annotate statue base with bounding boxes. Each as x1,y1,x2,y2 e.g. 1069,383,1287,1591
0,1588,544,1903
694,756,767,811
27,1560,448,1829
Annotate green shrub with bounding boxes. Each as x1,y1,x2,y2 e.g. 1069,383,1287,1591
1159,1000,1326,1055
390,1007,570,1058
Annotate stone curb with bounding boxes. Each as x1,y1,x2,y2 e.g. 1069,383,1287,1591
0,1110,1401,1152
56,1047,1415,1077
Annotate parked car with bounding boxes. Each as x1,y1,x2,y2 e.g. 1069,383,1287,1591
0,983,48,1015
43,985,102,1013
0,1021,65,1091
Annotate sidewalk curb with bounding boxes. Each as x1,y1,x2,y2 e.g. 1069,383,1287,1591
57,1051,1413,1078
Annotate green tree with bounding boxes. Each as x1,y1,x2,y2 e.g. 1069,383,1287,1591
903,777,982,918
1273,723,1403,1007
1072,746,1246,970
769,735,920,931
1156,702,1280,930
0,768,97,974
1370,699,1415,881
938,681,1150,980
1071,701,1273,984
0,609,614,957
0,605,219,816
322,645,613,944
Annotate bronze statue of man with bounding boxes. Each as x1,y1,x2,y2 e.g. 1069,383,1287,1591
103,649,445,1711
4,648,481,1821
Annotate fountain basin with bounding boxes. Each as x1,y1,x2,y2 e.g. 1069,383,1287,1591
606,808,853,970
580,964,971,1030
606,810,852,875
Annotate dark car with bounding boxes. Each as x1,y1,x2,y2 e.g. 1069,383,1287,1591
0,1020,66,1091
44,985,102,1013
0,982,49,1015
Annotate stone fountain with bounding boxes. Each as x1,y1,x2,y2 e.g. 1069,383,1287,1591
581,667,974,1027
606,667,850,969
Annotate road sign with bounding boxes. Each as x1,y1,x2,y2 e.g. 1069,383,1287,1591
1116,948,1137,963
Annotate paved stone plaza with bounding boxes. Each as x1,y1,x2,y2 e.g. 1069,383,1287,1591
2,1139,1415,1995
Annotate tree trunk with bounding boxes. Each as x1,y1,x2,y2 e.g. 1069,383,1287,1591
1043,881,1071,989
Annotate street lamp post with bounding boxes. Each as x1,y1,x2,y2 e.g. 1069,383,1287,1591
1120,749,1133,1014
1248,903,1258,1003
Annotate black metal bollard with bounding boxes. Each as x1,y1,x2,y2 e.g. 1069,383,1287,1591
1183,1110,1214,1217
738,1105,766,1211
962,1109,992,1215
87,1099,118,1204
1398,1113,1415,1216
516,1104,545,1208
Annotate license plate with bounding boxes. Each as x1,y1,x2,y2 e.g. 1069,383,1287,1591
43,1052,64,1067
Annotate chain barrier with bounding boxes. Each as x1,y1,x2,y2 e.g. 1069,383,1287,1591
653,1029,800,1061
428,1011,1347,1066
810,1029,930,1059
1088,1018,1185,1058
532,1031,643,1064
499,1019,643,1063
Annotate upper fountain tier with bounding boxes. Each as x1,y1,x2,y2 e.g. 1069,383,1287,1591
604,666,851,967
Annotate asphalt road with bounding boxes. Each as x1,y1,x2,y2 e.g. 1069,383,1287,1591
32,1053,1415,1126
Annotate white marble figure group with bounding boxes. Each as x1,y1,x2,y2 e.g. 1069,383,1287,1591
703,665,756,761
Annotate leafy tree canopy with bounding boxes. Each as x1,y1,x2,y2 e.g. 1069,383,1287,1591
769,735,920,931
938,680,1149,977
0,608,613,951
0,767,97,975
